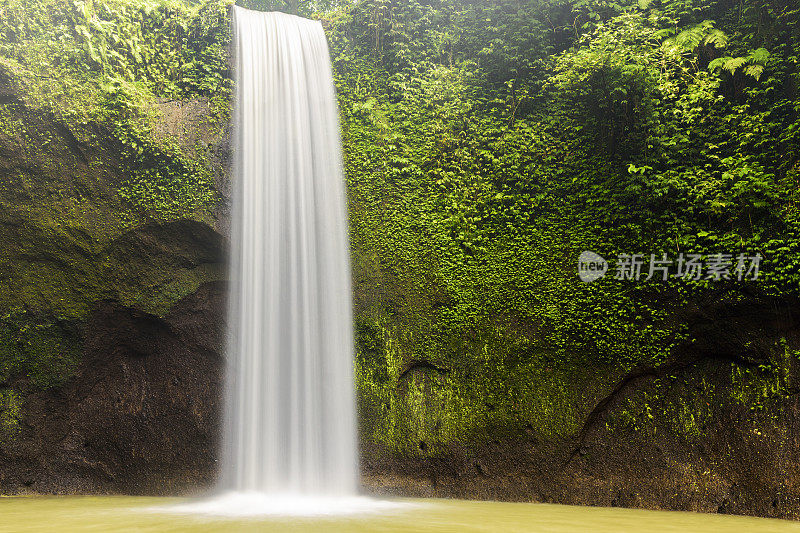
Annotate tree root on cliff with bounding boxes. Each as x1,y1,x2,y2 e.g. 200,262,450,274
564,351,763,468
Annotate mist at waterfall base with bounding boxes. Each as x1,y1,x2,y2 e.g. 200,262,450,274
164,7,394,517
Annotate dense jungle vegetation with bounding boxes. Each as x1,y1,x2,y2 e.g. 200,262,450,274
0,0,798,456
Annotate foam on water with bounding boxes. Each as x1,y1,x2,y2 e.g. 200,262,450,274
155,493,412,518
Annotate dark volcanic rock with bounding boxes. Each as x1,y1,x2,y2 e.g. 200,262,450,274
0,282,226,495
359,294,800,520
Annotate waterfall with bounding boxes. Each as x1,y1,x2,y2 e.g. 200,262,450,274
222,7,357,496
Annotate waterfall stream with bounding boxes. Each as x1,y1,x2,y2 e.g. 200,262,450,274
222,6,357,496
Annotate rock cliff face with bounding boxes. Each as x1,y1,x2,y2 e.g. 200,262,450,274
0,68,230,494
3,256,800,520
360,295,800,520
1,33,800,522
0,283,225,494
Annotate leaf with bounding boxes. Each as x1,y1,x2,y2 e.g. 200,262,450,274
743,64,764,80
654,28,675,39
724,56,747,73
86,40,100,63
708,57,730,72
750,47,770,64
675,26,703,50
703,29,728,48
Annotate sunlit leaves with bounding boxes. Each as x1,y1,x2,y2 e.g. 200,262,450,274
708,48,770,80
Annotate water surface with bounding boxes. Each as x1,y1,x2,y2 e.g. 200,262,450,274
2,496,800,532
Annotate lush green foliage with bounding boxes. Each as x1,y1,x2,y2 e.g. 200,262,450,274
326,0,800,450
0,0,232,220
0,0,798,452
0,0,233,400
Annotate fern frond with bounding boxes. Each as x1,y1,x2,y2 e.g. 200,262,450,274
724,56,747,73
707,56,730,72
749,47,770,64
654,28,675,40
675,26,702,50
703,29,727,49
743,64,764,80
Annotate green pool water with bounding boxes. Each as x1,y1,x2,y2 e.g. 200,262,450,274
2,496,800,532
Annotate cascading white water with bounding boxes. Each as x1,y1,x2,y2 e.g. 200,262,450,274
222,6,357,496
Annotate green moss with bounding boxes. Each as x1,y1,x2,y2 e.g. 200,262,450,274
0,0,231,224
0,316,81,391
0,389,22,443
328,0,800,456
672,379,715,440
602,351,799,443
603,374,717,439
355,315,593,454
0,104,25,138
0,2,231,418
729,359,789,417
